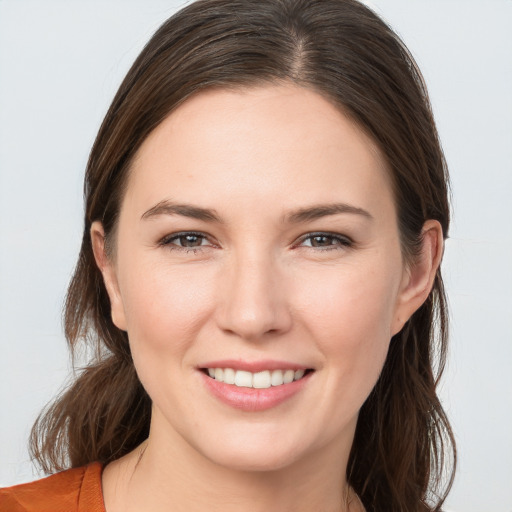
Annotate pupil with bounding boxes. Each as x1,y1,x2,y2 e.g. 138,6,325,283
182,235,201,247
312,236,331,247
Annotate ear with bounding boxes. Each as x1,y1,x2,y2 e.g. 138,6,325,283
391,220,444,335
90,221,127,331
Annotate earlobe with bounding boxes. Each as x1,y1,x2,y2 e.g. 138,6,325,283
392,220,444,335
90,221,127,331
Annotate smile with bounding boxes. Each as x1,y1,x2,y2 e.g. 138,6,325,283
200,363,314,411
206,368,308,388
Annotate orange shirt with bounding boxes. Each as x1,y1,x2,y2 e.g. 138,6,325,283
0,462,105,512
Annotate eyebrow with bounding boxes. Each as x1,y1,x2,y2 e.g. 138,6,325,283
141,199,373,224
284,203,373,223
141,200,223,222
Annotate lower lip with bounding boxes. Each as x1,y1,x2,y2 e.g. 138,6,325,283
201,371,312,412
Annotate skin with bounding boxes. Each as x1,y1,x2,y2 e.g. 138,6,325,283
92,84,443,512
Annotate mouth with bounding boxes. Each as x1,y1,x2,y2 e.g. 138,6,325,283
198,360,315,411
202,367,314,389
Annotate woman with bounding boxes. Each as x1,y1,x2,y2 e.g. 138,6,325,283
0,0,456,510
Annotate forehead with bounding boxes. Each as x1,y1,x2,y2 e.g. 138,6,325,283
124,84,394,219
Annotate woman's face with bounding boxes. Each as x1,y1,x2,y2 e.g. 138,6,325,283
94,84,433,472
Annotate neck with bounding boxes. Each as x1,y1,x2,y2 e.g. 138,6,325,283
103,416,359,512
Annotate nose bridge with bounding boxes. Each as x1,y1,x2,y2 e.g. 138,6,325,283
216,247,291,340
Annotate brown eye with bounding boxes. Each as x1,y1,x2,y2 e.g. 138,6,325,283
160,232,211,250
176,234,205,247
310,235,334,247
300,233,352,250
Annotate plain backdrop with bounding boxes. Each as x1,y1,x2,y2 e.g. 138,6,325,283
0,1,511,511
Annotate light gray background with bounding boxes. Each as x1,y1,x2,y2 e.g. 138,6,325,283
0,1,511,511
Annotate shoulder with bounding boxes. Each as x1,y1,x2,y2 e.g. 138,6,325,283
0,462,105,512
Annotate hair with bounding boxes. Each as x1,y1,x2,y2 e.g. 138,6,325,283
30,0,456,510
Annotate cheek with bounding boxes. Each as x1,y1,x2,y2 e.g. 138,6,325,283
116,259,218,416
118,258,215,355
278,258,403,441
297,261,398,332
293,259,400,377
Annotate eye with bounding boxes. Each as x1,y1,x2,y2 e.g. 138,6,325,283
298,232,353,250
159,232,213,251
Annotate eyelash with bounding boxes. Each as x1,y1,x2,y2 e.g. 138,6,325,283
158,231,353,253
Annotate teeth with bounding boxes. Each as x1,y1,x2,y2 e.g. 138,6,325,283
206,367,308,388
253,371,271,389
271,369,284,386
235,370,253,387
283,369,294,384
223,367,236,384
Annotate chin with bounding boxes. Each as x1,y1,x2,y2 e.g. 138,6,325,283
203,443,304,473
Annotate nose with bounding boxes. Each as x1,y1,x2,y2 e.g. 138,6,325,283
215,252,292,342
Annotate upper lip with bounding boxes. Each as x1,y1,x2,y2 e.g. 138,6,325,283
198,359,311,373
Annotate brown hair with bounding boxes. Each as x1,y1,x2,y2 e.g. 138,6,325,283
30,0,456,510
